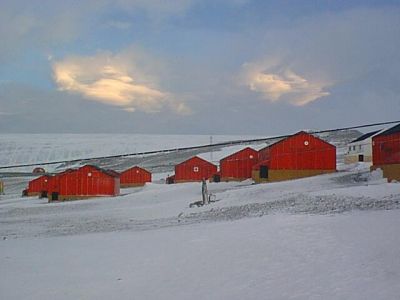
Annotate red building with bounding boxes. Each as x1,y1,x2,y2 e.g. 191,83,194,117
24,175,51,197
120,166,151,187
252,131,336,183
371,123,400,182
47,165,120,202
220,147,258,181
174,156,217,183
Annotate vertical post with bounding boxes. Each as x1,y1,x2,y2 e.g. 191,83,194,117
202,178,208,205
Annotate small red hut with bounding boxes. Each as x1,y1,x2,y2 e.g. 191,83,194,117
252,131,336,183
120,166,151,188
48,165,120,202
371,123,400,182
25,175,51,197
175,156,217,183
220,147,258,181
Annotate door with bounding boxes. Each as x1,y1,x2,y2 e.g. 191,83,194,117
51,192,59,201
259,165,268,179
213,174,221,183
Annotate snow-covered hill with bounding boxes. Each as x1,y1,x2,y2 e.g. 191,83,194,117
0,130,359,174
0,133,263,172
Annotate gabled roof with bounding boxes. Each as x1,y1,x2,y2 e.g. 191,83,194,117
258,131,334,152
120,166,150,175
258,138,285,153
350,130,380,143
374,123,400,137
220,147,257,162
78,165,120,178
177,156,216,167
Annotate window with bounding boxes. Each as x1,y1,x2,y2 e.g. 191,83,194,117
193,166,199,172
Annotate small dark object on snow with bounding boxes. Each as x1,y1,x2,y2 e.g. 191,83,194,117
189,194,218,208
33,167,46,174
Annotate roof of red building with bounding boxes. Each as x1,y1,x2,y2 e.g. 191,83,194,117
220,147,257,162
121,166,150,174
176,156,216,166
78,165,120,178
258,131,334,152
374,123,400,137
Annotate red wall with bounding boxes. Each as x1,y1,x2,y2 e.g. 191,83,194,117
49,166,119,197
120,166,151,185
258,132,336,170
175,156,217,181
47,169,74,197
220,147,258,179
372,132,400,165
28,175,50,193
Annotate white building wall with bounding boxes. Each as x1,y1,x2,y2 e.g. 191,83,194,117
344,138,373,163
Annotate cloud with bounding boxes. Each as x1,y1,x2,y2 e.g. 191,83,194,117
52,50,191,114
242,61,331,106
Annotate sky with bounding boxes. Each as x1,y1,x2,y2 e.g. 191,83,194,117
0,0,399,134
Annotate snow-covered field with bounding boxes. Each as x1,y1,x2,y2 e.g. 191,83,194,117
1,132,399,299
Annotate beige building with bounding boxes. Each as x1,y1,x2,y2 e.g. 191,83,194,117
344,130,381,164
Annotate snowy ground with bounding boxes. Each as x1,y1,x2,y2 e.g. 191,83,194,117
2,210,400,300
1,132,399,299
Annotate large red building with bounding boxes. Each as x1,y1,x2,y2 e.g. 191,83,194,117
252,131,336,183
47,165,120,202
120,166,151,187
371,123,400,182
174,156,217,183
25,175,51,197
220,147,258,181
